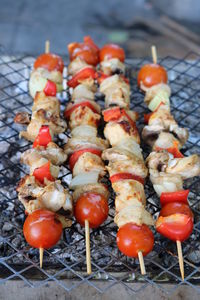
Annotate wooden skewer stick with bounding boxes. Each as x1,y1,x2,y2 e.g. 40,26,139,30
85,220,92,274
176,240,184,280
45,40,50,54
151,45,157,64
138,251,146,275
39,247,44,268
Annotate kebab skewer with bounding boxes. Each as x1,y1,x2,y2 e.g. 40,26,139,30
99,44,155,275
15,42,72,267
65,37,109,274
138,46,200,279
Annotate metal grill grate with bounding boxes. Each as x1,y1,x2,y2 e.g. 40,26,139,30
0,48,200,296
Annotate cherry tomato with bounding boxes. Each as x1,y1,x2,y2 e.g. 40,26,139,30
64,101,98,120
100,44,125,62
23,209,62,249
33,126,52,148
156,214,193,242
33,161,55,184
117,223,154,257
34,53,64,72
110,173,144,185
160,190,190,206
67,67,96,88
68,42,99,66
74,193,109,228
84,36,99,52
69,148,102,170
160,202,193,220
137,63,167,89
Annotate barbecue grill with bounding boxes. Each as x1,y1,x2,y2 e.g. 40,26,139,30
0,46,200,296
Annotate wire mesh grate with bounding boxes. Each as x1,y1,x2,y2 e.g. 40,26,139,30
0,48,200,295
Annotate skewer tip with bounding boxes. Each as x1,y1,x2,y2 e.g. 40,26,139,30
176,240,184,281
151,45,157,64
85,220,92,274
138,251,146,275
45,40,50,54
39,247,44,268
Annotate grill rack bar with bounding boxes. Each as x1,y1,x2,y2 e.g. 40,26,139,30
0,48,200,295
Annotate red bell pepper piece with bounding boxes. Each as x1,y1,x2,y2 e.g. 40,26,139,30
103,107,136,128
156,214,193,242
110,173,144,185
155,141,184,158
67,67,97,88
160,190,190,206
64,101,98,120
33,161,55,184
43,80,57,96
33,126,52,148
69,148,102,170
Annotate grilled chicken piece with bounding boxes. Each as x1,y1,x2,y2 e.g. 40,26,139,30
144,83,171,105
64,136,108,155
115,205,154,228
100,58,125,75
72,84,95,101
17,175,72,222
102,147,142,163
29,68,63,98
32,92,60,115
67,105,100,129
142,106,188,146
21,152,59,178
110,137,143,159
14,112,31,125
20,109,67,142
153,131,181,150
112,179,146,213
106,158,148,179
21,142,67,166
150,172,183,196
104,121,140,146
68,57,92,76
147,151,200,179
100,75,130,108
72,152,106,177
72,183,109,202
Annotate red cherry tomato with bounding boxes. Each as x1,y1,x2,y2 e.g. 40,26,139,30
34,53,64,72
74,193,109,228
160,202,193,220
160,190,190,206
68,38,99,66
117,223,154,257
33,161,55,184
67,67,96,88
64,101,98,119
69,148,102,171
137,63,167,89
156,214,193,242
100,44,125,62
43,80,57,96
84,36,99,52
110,173,144,185
33,126,52,148
23,209,62,249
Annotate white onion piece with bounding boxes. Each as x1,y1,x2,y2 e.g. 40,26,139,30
69,171,100,189
153,183,178,196
71,125,97,138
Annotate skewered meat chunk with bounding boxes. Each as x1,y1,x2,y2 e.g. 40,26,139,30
104,121,140,146
153,131,181,150
72,183,109,202
72,84,95,101
112,179,146,212
68,57,92,76
100,58,125,75
72,152,106,177
32,92,60,115
14,112,31,125
150,172,183,196
20,109,67,142
99,75,130,108
21,142,67,166
64,136,108,155
68,105,100,129
147,151,200,179
17,175,73,215
115,205,154,228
